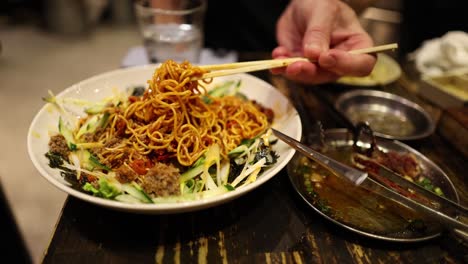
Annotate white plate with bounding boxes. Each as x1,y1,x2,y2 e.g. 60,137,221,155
336,53,402,86
27,65,302,214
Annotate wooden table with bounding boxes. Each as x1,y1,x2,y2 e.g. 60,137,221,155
42,53,468,263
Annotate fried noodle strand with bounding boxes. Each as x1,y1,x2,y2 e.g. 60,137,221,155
93,60,269,167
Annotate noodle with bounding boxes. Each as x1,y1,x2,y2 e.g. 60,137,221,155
90,60,269,167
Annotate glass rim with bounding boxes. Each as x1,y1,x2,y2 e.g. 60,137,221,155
134,0,206,16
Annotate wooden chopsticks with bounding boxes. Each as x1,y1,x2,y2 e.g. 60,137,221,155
347,43,398,55
194,43,398,80
196,57,309,79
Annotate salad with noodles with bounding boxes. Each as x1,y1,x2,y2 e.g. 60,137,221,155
43,60,279,204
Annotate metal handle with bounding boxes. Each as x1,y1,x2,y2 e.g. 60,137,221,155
360,178,468,232
272,128,367,185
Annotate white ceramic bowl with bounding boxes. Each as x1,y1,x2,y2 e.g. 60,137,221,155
27,65,302,214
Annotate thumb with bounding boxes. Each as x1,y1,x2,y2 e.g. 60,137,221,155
302,1,338,58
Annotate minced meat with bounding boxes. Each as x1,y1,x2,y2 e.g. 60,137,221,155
91,138,127,168
115,164,139,183
103,137,122,148
79,172,98,187
81,127,105,143
140,162,180,197
48,134,70,158
252,100,274,123
373,151,421,179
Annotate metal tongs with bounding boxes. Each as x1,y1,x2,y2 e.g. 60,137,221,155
272,126,468,238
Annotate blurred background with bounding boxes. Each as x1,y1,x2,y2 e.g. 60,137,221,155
3,0,462,263
1,1,141,264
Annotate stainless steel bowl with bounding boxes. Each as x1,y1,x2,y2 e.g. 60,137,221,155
287,129,459,242
335,89,436,140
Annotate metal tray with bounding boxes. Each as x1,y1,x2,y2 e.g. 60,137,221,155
287,129,459,242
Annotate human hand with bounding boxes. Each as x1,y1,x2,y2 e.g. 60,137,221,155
271,0,376,84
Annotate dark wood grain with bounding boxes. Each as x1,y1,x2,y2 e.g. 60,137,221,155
42,54,468,264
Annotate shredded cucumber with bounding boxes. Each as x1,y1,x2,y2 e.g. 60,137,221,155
122,182,153,203
58,117,76,151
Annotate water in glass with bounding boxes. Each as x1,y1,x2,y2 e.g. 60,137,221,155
142,23,202,63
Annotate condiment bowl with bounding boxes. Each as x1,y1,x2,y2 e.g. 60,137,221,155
334,89,435,140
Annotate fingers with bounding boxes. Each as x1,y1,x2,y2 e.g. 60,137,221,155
271,0,377,84
272,46,293,58
270,51,376,84
302,0,339,59
287,63,340,84
275,5,303,53
270,60,340,84
271,47,289,74
272,44,376,81
319,49,376,76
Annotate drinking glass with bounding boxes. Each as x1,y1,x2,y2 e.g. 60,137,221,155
134,0,206,64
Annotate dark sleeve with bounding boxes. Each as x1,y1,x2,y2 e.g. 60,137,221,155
204,0,289,52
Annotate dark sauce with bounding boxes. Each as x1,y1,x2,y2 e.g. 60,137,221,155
291,146,440,238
